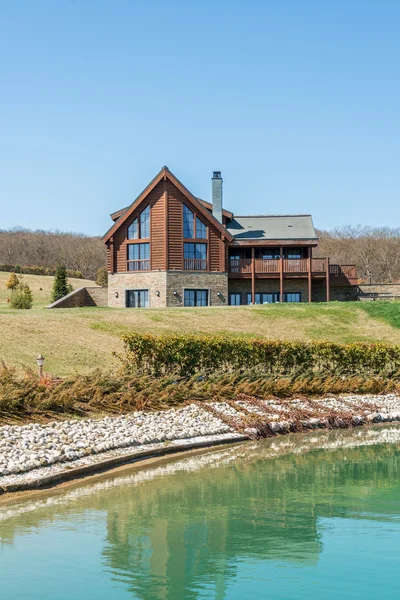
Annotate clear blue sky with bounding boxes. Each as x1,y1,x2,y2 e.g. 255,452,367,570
1,0,399,236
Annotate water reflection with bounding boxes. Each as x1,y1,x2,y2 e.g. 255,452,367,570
1,425,400,600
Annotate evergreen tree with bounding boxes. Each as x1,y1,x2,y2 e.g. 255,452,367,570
51,263,69,302
5,272,20,294
96,266,108,287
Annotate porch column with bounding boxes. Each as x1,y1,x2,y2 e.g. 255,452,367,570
326,257,330,302
251,247,255,304
280,246,284,302
308,247,312,303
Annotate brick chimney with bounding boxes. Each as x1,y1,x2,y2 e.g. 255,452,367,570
212,171,223,223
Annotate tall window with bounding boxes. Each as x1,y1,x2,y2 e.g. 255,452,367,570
128,205,150,240
184,243,207,270
126,290,149,308
184,289,208,307
127,243,150,271
183,205,207,239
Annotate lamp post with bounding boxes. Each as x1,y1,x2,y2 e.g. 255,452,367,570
36,354,45,380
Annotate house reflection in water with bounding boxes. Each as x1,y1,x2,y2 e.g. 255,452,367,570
100,431,400,599
1,428,400,599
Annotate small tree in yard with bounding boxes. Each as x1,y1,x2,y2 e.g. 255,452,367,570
10,281,33,309
51,263,69,302
5,272,20,294
96,266,108,287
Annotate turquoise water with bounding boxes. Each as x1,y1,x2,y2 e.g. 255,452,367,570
1,425,400,599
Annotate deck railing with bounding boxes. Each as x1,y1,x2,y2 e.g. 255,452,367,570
184,259,207,271
127,259,150,271
330,264,358,279
228,257,357,279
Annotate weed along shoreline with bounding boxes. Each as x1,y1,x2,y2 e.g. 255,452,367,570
2,394,400,496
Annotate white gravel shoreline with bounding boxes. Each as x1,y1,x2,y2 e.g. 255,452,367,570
1,394,400,492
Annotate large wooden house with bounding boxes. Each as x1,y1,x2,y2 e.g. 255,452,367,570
103,166,357,308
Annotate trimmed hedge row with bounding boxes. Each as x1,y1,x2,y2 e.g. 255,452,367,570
0,264,86,279
122,333,400,377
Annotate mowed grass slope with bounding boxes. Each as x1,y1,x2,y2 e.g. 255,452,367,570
0,273,399,377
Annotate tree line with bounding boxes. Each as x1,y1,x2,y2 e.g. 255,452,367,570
0,225,399,284
0,228,105,280
315,226,400,283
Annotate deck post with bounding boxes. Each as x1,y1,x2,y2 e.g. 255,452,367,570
280,246,284,302
251,247,255,304
326,257,330,302
308,247,312,303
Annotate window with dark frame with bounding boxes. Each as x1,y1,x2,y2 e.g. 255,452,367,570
127,242,150,271
184,242,207,270
127,205,150,240
126,289,149,308
284,293,301,302
246,293,280,305
183,204,207,239
229,293,241,306
184,289,209,307
127,205,150,270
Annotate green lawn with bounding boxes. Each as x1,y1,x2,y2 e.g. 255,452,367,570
0,273,399,377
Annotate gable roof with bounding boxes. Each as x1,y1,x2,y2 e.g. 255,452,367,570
109,196,234,222
103,166,233,242
226,215,317,241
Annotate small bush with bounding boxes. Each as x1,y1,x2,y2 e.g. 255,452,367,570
9,281,33,309
122,333,400,378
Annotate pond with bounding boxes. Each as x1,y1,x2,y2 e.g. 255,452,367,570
1,425,400,599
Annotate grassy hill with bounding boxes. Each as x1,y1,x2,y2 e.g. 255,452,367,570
0,272,399,377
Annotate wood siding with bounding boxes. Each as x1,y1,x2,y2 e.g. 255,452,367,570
112,181,165,273
109,177,225,273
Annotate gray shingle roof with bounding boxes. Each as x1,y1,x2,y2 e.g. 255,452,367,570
226,215,317,241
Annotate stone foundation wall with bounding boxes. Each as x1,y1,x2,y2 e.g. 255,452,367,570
228,278,309,303
166,272,228,307
108,271,228,307
312,281,359,302
108,272,167,308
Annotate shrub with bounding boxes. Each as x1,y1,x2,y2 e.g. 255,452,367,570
0,264,86,278
9,281,33,309
96,266,108,287
5,272,19,293
51,264,70,302
122,333,400,378
0,365,399,422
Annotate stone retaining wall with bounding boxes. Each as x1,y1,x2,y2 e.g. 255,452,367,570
47,287,107,309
